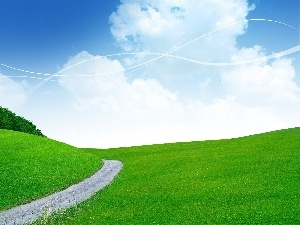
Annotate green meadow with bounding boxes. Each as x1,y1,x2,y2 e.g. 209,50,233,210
1,127,299,224
0,129,100,211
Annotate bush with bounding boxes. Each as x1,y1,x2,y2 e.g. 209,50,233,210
0,106,45,137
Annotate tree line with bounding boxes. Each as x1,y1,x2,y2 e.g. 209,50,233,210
0,106,45,137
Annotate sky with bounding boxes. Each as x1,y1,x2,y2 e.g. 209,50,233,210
0,0,299,148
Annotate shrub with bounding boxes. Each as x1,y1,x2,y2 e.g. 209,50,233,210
0,106,45,137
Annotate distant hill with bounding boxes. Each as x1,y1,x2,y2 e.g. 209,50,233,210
49,127,300,224
0,106,45,137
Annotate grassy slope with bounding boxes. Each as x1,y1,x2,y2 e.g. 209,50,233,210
43,128,300,224
0,129,101,210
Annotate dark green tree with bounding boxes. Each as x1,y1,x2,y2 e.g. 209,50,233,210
0,106,45,137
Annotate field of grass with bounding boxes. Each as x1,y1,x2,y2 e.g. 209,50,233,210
37,127,300,224
0,129,101,210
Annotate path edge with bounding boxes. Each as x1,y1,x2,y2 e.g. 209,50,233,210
0,160,123,225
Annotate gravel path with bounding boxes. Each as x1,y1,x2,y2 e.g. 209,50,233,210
0,160,122,225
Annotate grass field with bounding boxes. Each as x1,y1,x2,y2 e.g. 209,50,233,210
0,129,100,210
35,127,300,224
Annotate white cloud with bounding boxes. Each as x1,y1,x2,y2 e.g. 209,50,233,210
35,0,300,148
0,73,26,109
45,89,286,148
222,47,300,106
44,51,184,147
185,95,285,139
108,0,255,97
50,52,295,148
59,51,182,116
110,0,251,56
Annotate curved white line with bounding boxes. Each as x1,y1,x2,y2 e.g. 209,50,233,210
1,18,298,79
1,17,298,95
6,44,300,81
33,18,300,79
49,45,300,77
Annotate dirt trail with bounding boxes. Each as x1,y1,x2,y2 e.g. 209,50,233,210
0,160,122,225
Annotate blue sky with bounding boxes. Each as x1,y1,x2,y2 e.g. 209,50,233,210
0,0,299,147
0,0,298,71
0,0,119,72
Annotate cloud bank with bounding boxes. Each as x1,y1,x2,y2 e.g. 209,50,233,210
0,73,26,109
17,0,299,148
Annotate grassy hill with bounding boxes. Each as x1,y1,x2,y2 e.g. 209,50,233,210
40,127,300,224
0,129,101,210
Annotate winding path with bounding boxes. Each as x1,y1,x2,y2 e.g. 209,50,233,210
0,160,122,225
